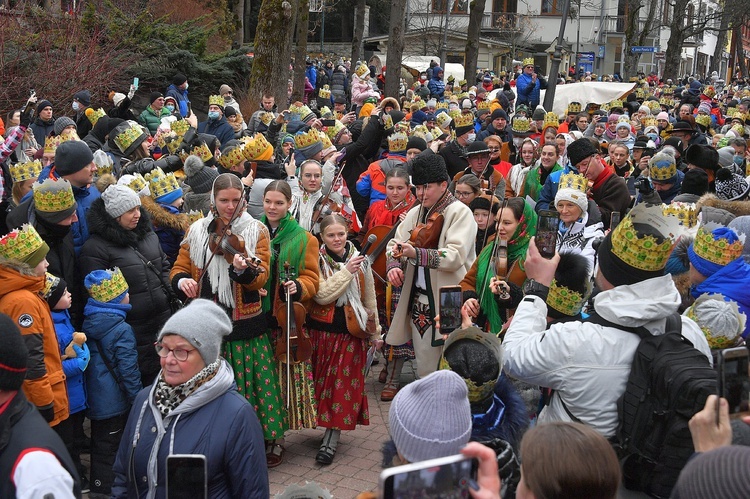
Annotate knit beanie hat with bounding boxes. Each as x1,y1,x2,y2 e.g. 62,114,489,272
567,138,599,166
728,216,750,264
149,91,163,105
84,268,129,304
389,370,472,463
715,168,750,201
37,100,53,114
616,121,631,132
173,73,188,86
685,293,746,350
680,168,709,196
183,155,219,195
102,184,141,218
717,147,736,168
54,140,94,176
411,152,450,186
359,102,375,119
0,313,28,391
697,101,712,115
688,226,744,278
656,111,669,121
554,187,588,214
223,106,237,118
671,446,750,499
112,93,126,107
74,90,91,107
43,273,68,310
648,151,678,182
117,173,151,197
53,116,76,137
406,136,427,152
157,298,232,365
469,195,499,214
219,84,233,96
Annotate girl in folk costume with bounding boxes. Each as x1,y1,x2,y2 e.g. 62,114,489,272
289,159,329,233
261,180,321,465
169,173,285,468
460,197,537,335
308,214,380,464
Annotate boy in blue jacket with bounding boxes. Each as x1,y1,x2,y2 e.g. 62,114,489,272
82,268,142,498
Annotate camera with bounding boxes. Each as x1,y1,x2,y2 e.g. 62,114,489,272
634,176,654,195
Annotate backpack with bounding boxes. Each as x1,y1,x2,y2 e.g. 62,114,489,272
587,312,717,499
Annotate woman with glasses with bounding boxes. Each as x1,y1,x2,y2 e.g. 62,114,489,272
454,174,482,205
111,299,269,498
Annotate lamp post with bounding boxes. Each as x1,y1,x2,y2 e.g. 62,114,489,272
543,0,572,110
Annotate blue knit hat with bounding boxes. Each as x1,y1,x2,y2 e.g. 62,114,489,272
84,268,129,304
688,226,744,278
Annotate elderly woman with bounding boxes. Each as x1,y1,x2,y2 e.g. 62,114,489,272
111,299,268,498
554,174,604,276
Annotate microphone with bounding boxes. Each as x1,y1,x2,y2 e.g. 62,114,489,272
360,234,377,257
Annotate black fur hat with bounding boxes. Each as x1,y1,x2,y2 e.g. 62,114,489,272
411,152,450,186
547,252,592,319
684,144,719,172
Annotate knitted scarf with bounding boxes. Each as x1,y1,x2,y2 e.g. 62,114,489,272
522,162,562,201
319,241,369,330
260,212,308,310
474,201,537,333
153,359,220,418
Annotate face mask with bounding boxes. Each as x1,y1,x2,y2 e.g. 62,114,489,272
647,133,658,142
166,105,175,113
735,155,745,168
466,133,476,143
208,111,220,120
184,83,189,90
72,101,80,111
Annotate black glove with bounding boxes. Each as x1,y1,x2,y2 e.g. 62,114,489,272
20,109,33,128
634,176,654,195
37,403,54,423
154,154,183,173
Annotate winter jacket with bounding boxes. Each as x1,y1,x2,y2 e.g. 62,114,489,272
138,105,171,136
503,274,712,438
515,72,541,108
589,161,632,230
198,116,235,148
81,199,172,385
30,116,55,148
0,261,69,427
111,360,268,499
555,207,604,275
75,108,93,140
427,67,445,101
164,84,190,118
535,164,577,213
247,105,277,136
52,309,87,415
182,188,212,216
351,78,379,107
476,123,514,145
439,140,469,179
83,299,142,420
141,196,189,267
306,65,318,89
330,69,349,102
357,155,407,205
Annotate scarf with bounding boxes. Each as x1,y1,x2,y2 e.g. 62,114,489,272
319,242,369,330
291,189,323,231
261,212,308,310
367,192,416,227
592,162,616,192
522,162,562,201
153,359,220,418
474,200,537,333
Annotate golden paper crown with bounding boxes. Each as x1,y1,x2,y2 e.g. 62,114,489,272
10,160,43,183
476,100,492,111
558,172,588,193
33,177,76,214
208,95,224,108
319,84,331,99
609,204,680,271
662,202,697,228
703,86,716,99
355,63,369,78
294,128,322,150
617,115,630,124
600,102,611,112
511,117,530,133
42,272,60,299
86,107,106,126
186,209,204,225
382,113,394,130
692,226,744,266
325,120,347,142
635,89,646,100
439,327,503,401
87,267,129,303
547,279,587,316
243,133,272,161
459,79,467,86
731,124,745,137
436,101,449,109
412,124,429,138
659,97,671,106
646,100,661,114
610,99,623,109
319,106,333,119
686,293,746,350
388,132,408,152
171,119,191,136
435,113,452,130
731,111,746,122
522,57,534,66
162,133,183,155
219,144,245,168
44,135,64,155
0,224,46,263
695,114,711,128
114,121,146,154
453,112,473,129
179,143,213,164
260,112,275,126
567,101,582,114
394,121,410,136
126,173,148,194
448,109,462,120
543,112,559,128
319,131,332,150
641,117,658,129
289,103,314,122
145,167,180,200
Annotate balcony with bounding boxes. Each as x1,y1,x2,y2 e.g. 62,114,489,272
481,12,521,31
602,15,626,33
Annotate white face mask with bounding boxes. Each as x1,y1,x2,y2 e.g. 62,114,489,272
72,101,80,111
466,133,476,143
184,82,189,90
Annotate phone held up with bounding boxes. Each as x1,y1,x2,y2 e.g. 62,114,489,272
166,454,207,499
379,454,479,499
535,210,559,259
439,285,463,335
715,347,750,424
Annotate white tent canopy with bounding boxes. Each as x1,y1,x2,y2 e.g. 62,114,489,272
491,82,637,115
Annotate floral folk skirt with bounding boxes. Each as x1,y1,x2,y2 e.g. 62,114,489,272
271,327,318,430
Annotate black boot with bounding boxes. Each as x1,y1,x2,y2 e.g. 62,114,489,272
315,429,341,465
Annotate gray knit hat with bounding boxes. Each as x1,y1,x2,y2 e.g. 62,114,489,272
671,446,750,499
55,140,94,176
389,370,471,463
53,116,76,136
101,184,141,218
728,216,750,264
183,155,219,195
157,299,232,364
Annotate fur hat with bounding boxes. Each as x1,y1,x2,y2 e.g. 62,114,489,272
680,168,709,197
183,155,219,195
685,144,719,172
158,298,232,365
441,327,503,404
0,314,28,391
101,184,141,218
411,153,449,186
567,138,599,167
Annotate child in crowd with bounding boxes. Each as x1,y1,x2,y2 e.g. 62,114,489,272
143,167,189,266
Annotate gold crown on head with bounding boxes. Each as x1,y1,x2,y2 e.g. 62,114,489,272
547,279,587,316
686,293,746,350
659,97,674,107
319,106,333,119
692,226,745,266
144,167,180,200
522,57,534,66
703,86,716,99
319,85,331,99
382,113,394,130
243,133,271,161
179,142,213,164
87,267,129,303
394,121,410,136
448,109,462,120
649,155,677,181
511,116,530,133
355,63,369,78
114,121,146,154
220,144,245,168
33,177,76,213
476,101,492,111
325,120,347,141
641,117,658,129
85,107,106,126
171,119,191,136
543,112,559,128
635,88,646,99
731,124,745,136
453,112,474,128
289,103,315,122
558,172,588,193
163,133,183,154
567,101,582,114
186,209,204,225
662,202,697,228
617,115,630,124
610,204,681,271
294,128,322,150
319,130,332,150
44,135,64,155
695,114,711,128
646,100,661,114
42,272,60,299
0,224,46,263
126,173,148,194
208,95,224,108
436,101,449,109
435,112,452,129
610,99,623,109
10,160,43,183
388,132,408,152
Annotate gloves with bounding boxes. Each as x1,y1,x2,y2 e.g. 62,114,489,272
73,343,90,372
37,404,54,423
19,109,33,128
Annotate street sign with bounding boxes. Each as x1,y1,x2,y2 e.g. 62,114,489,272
598,45,606,58
631,46,657,53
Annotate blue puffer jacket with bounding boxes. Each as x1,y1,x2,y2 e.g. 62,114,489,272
516,72,541,108
83,299,142,420
198,117,235,147
428,66,445,101
111,360,268,499
165,84,190,118
52,309,88,415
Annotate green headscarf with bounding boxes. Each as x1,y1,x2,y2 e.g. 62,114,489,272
260,212,308,310
521,162,562,202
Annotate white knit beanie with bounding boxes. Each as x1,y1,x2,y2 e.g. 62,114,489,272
555,187,588,214
102,184,141,218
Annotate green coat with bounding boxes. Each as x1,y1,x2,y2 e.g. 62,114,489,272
138,105,170,135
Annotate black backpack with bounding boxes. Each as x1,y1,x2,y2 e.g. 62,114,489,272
587,312,717,499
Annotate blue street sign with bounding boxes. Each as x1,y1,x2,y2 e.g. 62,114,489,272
631,46,657,53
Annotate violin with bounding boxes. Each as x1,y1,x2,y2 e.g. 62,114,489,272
207,217,263,267
408,210,444,249
274,262,312,405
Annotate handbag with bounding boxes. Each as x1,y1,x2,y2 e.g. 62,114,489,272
344,304,376,339
131,247,184,314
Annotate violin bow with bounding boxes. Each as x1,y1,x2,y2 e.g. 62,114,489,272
478,199,508,307
312,157,347,226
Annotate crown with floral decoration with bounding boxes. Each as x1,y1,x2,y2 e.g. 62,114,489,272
695,114,711,128
319,106,333,119
522,57,534,67
208,95,224,108
511,116,531,134
10,160,43,183
617,115,631,124
436,101,449,109
659,97,673,107
435,112,452,129
476,100,491,111
662,202,697,228
703,86,716,99
260,112,275,126
546,279,587,316
87,267,129,303
558,172,588,193
294,128,322,150
452,112,474,129
32,177,76,214
567,101,582,114
113,121,146,155
731,111,746,123
412,124,430,138
600,102,611,112
186,210,204,225
394,121,410,136
162,132,183,154
319,130,333,150
662,86,674,95
609,99,623,109
387,132,408,152
543,112,559,128
44,135,64,155
318,84,331,99
144,167,180,200
179,142,213,164
641,116,658,129
646,100,661,114
635,88,646,100
692,226,745,266
125,173,148,194
171,119,191,137
85,107,106,126
243,133,271,161
219,144,245,168
325,120,347,142
42,272,61,299
447,109,461,120
609,203,681,271
355,63,369,78
0,224,47,264
686,293,747,350
731,124,745,137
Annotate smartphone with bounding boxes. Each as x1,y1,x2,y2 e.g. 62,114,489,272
439,285,463,333
166,454,207,499
29,88,35,96
379,454,478,499
133,77,139,90
321,119,336,127
610,211,621,230
535,209,559,259
716,347,750,421
282,110,290,120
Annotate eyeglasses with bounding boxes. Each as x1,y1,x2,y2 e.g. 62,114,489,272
577,154,597,171
155,342,195,362
487,147,500,152
455,190,475,198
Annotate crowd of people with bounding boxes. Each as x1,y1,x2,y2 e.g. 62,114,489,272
1,56,750,499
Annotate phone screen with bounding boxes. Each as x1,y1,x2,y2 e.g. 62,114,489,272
321,119,336,127
166,455,207,499
535,210,559,259
439,286,463,333
719,349,750,415
383,457,477,499
610,211,621,230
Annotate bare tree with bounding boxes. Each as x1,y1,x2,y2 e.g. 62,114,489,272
662,0,724,79
711,0,748,75
384,0,407,96
232,0,245,45
464,0,486,81
491,13,538,63
622,0,658,78
351,0,366,62
403,3,463,57
291,0,310,102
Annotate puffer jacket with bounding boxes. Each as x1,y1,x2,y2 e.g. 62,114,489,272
198,116,235,147
138,105,171,136
52,309,87,415
427,67,445,101
141,196,189,267
29,116,55,147
83,298,142,420
0,261,69,427
111,360,268,499
81,199,172,386
330,68,349,102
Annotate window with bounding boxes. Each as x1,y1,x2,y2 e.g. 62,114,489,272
493,0,518,13
541,0,562,15
432,0,467,14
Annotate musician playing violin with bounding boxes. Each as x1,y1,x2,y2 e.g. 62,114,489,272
385,153,477,378
451,141,506,200
169,173,285,468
